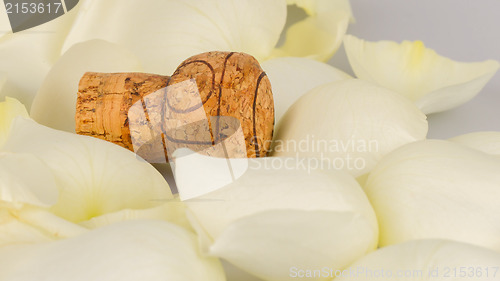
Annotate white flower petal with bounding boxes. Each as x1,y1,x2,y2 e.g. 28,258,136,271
262,57,351,123
0,220,225,281
0,72,6,92
0,4,10,38
335,240,500,281
211,210,375,281
186,157,378,281
0,7,80,109
274,0,353,61
63,0,287,74
0,152,58,207
0,209,54,246
365,140,500,251
14,206,88,238
0,205,88,246
344,35,500,114
0,97,29,148
273,79,428,177
30,39,143,133
449,132,500,156
2,118,173,223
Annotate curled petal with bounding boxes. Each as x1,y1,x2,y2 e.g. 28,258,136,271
0,97,29,148
80,199,192,231
0,210,53,246
30,39,143,133
344,35,500,114
262,57,351,123
1,205,87,246
273,79,428,177
365,140,500,251
0,7,80,108
63,0,287,74
449,131,500,156
335,240,500,281
3,118,173,223
0,221,225,281
273,0,353,61
185,157,378,281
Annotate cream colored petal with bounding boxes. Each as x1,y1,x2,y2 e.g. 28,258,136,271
273,79,428,177
2,118,173,223
273,0,353,61
449,131,500,156
30,39,143,133
0,205,88,246
0,209,54,246
365,140,500,251
80,199,192,231
0,72,6,92
0,6,80,109
0,152,58,207
185,157,378,281
14,206,88,238
344,35,500,114
335,240,500,281
212,210,375,281
0,4,9,38
63,0,286,74
0,97,29,148
262,57,351,123
0,221,225,281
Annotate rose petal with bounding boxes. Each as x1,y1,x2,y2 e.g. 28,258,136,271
262,57,351,123
0,209,54,246
30,39,143,133
0,152,58,207
273,0,353,61
0,4,10,38
273,79,428,177
0,97,29,148
1,204,88,246
0,72,6,92
185,157,378,281
365,140,500,251
2,118,173,223
0,7,80,109
335,240,500,281
63,0,287,74
80,198,191,231
344,35,500,114
211,210,375,281
0,220,225,281
449,132,500,156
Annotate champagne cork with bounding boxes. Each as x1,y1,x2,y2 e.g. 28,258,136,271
75,51,274,161
75,72,169,151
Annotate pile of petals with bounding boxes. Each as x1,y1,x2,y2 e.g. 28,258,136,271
0,0,499,281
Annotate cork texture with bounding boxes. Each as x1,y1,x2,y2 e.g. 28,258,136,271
75,72,170,150
75,51,275,161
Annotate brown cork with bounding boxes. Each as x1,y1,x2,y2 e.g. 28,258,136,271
75,51,274,161
75,72,169,151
